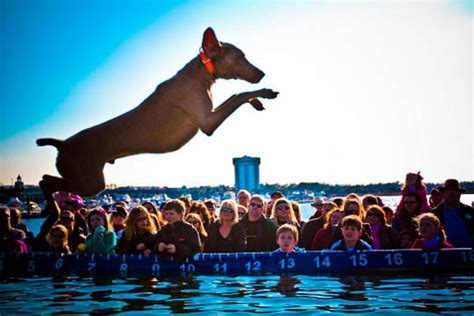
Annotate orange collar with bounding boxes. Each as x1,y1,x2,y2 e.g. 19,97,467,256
199,49,215,76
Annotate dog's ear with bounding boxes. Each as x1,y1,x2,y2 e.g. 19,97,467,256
202,27,221,58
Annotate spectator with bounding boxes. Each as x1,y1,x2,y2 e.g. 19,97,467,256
310,208,342,250
110,205,128,239
204,199,219,223
309,197,325,220
412,213,452,250
237,205,248,221
240,195,277,252
204,200,246,253
330,215,372,251
9,208,34,246
364,205,396,249
189,201,212,229
274,224,305,253
237,189,251,208
290,201,304,226
265,191,284,218
397,230,417,249
300,201,338,249
396,172,431,213
116,205,156,255
0,206,26,252
391,193,421,239
185,213,208,251
429,188,443,208
432,179,474,247
85,208,116,254
156,199,201,260
46,225,71,254
269,198,300,234
382,206,394,225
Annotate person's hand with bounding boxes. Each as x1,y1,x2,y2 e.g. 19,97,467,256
136,243,146,251
158,242,166,252
143,249,152,257
166,244,176,253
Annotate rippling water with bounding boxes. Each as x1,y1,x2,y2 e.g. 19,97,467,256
1,274,473,314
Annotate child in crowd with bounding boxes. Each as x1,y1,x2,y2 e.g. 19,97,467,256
310,208,342,250
396,172,431,213
110,205,128,239
412,213,452,250
116,205,156,256
330,215,372,251
157,199,201,260
397,230,417,249
85,208,117,254
46,225,71,254
185,213,208,251
274,224,305,253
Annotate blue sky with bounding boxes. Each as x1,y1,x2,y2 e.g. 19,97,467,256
1,0,183,139
0,0,472,188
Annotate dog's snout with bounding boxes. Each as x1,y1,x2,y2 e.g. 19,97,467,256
251,69,265,83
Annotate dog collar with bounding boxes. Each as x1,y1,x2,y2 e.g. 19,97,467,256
199,49,215,76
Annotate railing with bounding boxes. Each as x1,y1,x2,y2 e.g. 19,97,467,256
1,248,473,278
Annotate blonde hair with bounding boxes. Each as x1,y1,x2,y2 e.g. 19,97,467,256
276,224,299,243
219,199,239,224
124,205,156,240
185,213,208,238
46,224,70,252
271,198,297,222
415,212,446,241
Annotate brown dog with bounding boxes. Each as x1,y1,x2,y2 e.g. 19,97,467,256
37,27,279,198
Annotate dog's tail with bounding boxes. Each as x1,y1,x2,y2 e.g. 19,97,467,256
36,138,64,149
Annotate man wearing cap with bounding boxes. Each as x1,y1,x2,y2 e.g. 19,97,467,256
432,179,474,247
110,205,128,239
309,197,325,220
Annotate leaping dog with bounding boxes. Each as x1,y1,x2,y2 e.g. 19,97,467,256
37,27,279,198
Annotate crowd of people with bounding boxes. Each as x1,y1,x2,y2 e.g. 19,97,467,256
1,175,473,260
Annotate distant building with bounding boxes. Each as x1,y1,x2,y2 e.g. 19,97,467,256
233,156,260,191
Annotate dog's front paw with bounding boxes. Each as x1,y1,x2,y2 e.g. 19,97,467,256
250,98,265,111
258,89,279,99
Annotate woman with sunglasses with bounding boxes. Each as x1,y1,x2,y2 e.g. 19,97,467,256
364,205,396,249
116,205,157,255
269,198,300,234
392,192,421,240
204,200,246,253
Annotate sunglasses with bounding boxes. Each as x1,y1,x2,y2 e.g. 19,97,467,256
276,205,290,211
220,207,234,213
188,220,199,225
249,202,263,208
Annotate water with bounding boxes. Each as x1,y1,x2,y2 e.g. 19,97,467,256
1,275,473,314
4,194,474,314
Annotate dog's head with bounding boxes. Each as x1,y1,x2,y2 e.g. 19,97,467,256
202,27,264,83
